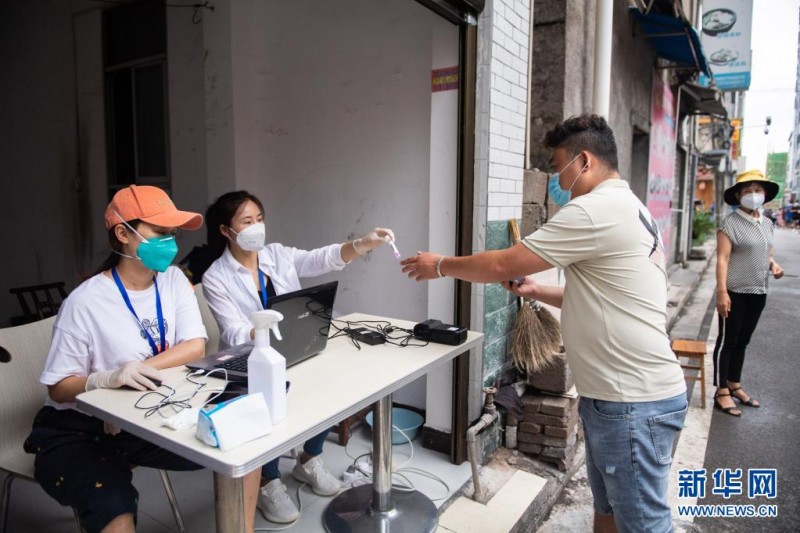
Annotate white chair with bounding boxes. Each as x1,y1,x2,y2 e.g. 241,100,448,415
0,317,187,533
194,283,220,355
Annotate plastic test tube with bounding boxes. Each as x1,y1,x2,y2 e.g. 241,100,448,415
388,240,402,260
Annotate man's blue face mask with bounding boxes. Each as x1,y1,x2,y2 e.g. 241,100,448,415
548,154,587,207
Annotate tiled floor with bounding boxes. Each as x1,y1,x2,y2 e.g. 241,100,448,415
4,424,473,532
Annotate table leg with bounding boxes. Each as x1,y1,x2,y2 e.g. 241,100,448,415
214,473,245,533
323,395,438,533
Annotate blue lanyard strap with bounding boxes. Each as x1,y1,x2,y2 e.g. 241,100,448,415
258,270,269,310
111,267,165,357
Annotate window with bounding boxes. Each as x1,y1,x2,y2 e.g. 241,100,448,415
103,1,169,196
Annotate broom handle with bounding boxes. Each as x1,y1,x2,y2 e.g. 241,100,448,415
508,219,524,308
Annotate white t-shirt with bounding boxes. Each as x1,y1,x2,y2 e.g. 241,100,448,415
202,243,346,350
40,266,208,410
522,179,686,402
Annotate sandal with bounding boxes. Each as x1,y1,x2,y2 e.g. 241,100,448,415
730,387,760,408
714,392,742,417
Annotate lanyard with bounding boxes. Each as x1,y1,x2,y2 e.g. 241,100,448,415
258,270,269,310
112,268,165,357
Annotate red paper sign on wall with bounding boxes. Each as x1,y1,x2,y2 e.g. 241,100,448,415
432,66,459,92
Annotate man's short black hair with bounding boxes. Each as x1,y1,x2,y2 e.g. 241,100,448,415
543,114,619,171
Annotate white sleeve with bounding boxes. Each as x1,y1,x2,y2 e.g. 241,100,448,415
40,324,90,386
286,243,347,278
202,269,253,348
171,270,208,344
521,204,597,269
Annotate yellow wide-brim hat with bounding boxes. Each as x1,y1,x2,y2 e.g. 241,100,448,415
723,169,779,206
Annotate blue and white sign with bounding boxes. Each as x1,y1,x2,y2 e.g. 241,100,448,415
698,0,753,91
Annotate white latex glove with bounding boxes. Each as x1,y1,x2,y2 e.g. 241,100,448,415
86,361,164,392
103,421,122,436
352,228,396,255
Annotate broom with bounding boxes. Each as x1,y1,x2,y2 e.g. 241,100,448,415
508,219,563,375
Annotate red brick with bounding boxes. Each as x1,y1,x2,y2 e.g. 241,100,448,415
519,433,569,447
544,426,570,438
529,413,568,427
518,422,542,434
517,442,543,455
540,396,573,417
521,394,545,415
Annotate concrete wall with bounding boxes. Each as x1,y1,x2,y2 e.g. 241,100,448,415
198,0,455,410
530,0,652,183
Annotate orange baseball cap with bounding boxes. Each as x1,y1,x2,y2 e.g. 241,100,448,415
104,185,203,230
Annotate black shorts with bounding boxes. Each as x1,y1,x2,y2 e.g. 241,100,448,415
24,406,201,533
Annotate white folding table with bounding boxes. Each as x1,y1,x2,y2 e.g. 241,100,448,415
77,312,482,532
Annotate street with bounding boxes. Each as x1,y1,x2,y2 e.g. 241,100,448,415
697,227,800,532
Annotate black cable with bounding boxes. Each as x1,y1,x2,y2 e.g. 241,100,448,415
329,319,428,349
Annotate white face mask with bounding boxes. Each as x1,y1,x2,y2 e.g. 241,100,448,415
229,222,265,251
740,192,765,211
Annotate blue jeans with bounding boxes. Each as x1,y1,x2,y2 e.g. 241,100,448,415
261,428,331,480
579,393,688,533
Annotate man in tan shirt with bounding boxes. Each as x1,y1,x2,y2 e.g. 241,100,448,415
401,114,687,533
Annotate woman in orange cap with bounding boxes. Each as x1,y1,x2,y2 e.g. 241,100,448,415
713,170,784,416
24,185,260,532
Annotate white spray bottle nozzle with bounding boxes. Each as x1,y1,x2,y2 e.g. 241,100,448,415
250,310,284,345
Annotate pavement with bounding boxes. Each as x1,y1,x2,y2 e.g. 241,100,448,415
695,228,800,533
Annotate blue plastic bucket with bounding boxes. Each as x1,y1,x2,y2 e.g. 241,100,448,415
366,408,424,445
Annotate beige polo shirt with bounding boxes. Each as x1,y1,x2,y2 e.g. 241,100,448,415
522,179,686,402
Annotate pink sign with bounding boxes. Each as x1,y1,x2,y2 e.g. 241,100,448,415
646,76,676,255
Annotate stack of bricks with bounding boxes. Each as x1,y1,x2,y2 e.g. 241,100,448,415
513,393,580,471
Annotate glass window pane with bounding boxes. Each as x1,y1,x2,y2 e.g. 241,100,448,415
107,70,135,186
134,63,167,178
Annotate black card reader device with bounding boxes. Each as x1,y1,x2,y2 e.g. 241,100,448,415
413,319,468,345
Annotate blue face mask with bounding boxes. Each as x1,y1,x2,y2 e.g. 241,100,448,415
135,235,179,272
115,212,179,272
548,154,586,207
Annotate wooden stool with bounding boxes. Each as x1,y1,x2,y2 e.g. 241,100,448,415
672,339,707,409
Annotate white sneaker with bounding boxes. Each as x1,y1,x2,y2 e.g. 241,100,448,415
292,456,342,496
257,479,299,523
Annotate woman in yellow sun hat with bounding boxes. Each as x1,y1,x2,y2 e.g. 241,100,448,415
713,170,784,417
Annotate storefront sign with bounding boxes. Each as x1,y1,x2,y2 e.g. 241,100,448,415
698,0,753,91
765,152,787,208
646,76,676,255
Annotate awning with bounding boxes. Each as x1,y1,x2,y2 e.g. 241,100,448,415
629,8,712,77
680,82,727,118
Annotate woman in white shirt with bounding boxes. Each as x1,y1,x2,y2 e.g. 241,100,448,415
24,185,260,533
202,190,394,524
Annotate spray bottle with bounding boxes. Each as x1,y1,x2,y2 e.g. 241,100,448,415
248,309,286,424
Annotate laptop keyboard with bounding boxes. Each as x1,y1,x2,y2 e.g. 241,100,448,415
215,353,249,372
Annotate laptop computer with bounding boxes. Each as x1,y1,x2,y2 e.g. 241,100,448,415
187,281,338,382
